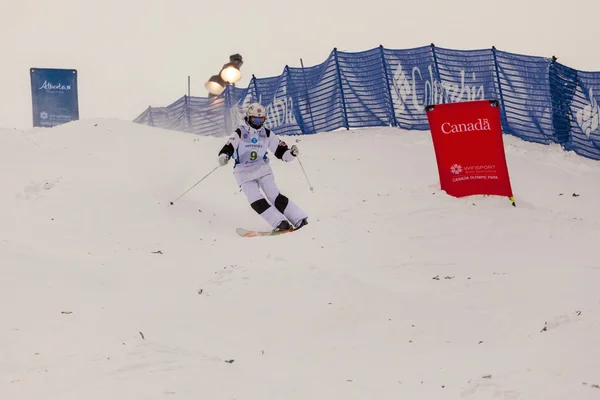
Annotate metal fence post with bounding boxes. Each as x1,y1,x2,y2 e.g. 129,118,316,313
333,48,349,130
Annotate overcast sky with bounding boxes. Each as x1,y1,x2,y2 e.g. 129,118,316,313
1,0,598,129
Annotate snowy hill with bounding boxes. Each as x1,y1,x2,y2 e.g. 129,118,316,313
1,119,599,399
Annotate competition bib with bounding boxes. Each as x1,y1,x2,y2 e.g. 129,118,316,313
235,127,269,167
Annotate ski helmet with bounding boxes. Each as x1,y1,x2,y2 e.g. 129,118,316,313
245,103,266,129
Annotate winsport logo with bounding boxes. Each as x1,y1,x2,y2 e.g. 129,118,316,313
450,164,462,175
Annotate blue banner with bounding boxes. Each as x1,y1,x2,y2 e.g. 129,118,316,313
30,68,79,127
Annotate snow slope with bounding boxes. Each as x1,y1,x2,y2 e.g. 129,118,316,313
1,119,599,399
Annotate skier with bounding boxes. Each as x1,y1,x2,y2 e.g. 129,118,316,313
217,102,309,231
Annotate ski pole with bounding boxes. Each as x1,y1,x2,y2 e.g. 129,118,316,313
296,155,314,192
169,165,220,206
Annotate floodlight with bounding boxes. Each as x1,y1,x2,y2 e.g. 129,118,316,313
205,74,226,95
219,54,243,84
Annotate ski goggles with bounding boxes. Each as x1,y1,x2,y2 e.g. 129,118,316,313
249,116,265,125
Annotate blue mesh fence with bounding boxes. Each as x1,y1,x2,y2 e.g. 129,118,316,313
134,44,600,161
566,70,600,158
382,45,438,130
288,51,347,134
493,50,555,144
337,47,393,128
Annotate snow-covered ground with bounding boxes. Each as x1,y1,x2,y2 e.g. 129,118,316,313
1,119,599,399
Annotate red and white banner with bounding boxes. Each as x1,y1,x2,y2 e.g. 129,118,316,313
425,100,515,204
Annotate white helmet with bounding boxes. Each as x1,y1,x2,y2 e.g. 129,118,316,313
245,103,267,129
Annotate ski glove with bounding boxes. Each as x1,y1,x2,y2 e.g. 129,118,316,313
290,145,299,157
218,153,230,166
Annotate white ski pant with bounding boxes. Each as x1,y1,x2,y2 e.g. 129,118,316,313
240,173,308,229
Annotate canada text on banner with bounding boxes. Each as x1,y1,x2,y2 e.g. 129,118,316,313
425,99,515,205
30,68,79,128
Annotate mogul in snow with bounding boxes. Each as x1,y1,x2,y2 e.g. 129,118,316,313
217,103,309,232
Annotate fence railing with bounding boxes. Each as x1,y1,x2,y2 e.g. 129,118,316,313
133,44,600,161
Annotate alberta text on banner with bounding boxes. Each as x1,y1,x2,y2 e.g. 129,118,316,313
425,99,515,205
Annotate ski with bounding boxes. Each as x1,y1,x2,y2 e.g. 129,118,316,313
236,227,295,237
